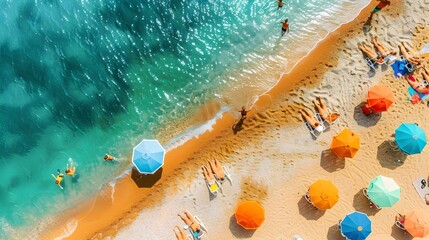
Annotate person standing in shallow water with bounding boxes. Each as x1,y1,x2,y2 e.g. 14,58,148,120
281,19,289,36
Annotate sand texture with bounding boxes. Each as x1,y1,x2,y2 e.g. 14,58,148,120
41,0,429,239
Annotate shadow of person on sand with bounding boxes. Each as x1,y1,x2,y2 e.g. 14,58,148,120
353,102,382,127
229,214,256,238
320,149,345,173
352,189,381,216
130,167,163,188
232,118,245,134
377,140,407,169
297,196,326,220
363,13,374,34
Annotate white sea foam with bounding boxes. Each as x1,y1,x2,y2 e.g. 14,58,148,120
53,219,78,240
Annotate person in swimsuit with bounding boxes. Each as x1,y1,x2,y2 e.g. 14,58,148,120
65,163,76,176
239,107,249,119
301,108,323,132
358,42,384,63
399,42,422,65
54,170,64,189
371,36,396,58
277,0,284,10
202,165,217,186
372,0,390,12
208,159,225,182
313,97,340,124
173,225,187,240
280,19,289,36
405,75,429,94
104,154,114,161
421,67,429,83
178,211,202,236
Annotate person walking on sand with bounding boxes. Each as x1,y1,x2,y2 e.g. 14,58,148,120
104,154,114,161
280,19,289,36
373,0,390,13
239,107,249,120
277,0,285,10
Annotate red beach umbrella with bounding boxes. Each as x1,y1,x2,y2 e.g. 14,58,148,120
367,85,394,113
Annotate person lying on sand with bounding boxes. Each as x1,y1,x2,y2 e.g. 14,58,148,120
421,67,429,83
301,108,323,132
208,159,225,182
65,163,76,176
358,43,383,63
313,97,340,124
202,165,217,186
178,211,203,236
399,42,422,65
173,225,187,240
405,75,429,94
371,36,396,58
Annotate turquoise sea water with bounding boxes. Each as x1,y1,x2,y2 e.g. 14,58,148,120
0,0,369,238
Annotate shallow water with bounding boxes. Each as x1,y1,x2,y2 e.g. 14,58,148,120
0,0,369,238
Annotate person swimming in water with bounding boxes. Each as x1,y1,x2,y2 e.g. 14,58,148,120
104,154,115,161
65,163,76,176
277,0,285,10
53,169,64,189
280,19,290,36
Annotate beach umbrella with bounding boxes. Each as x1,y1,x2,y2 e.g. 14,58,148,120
308,179,339,210
367,85,394,113
404,212,429,238
331,128,360,158
340,211,372,240
395,123,427,155
235,201,265,230
132,139,165,174
366,176,400,208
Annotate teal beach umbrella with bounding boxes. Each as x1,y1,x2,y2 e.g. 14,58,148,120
340,211,372,240
395,123,427,155
367,176,400,208
132,139,165,174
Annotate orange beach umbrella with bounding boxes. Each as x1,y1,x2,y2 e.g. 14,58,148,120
331,128,360,158
367,85,394,113
235,201,265,230
404,212,429,238
308,179,339,210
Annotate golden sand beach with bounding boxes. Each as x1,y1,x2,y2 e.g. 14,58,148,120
43,0,429,239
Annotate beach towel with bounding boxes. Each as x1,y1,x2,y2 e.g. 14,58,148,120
412,177,429,201
408,86,429,102
391,59,410,77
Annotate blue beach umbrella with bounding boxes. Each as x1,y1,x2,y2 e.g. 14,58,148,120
395,123,427,155
132,139,165,174
340,211,372,240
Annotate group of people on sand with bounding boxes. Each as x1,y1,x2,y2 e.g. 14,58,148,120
358,36,397,64
300,97,340,132
53,163,76,189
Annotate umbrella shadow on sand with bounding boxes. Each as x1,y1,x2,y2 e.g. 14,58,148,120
131,167,163,188
320,149,345,173
228,215,256,238
353,102,382,127
391,225,413,240
352,189,380,216
327,223,343,240
297,196,326,220
377,140,407,169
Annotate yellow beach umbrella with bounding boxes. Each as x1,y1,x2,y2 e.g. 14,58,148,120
308,179,339,210
331,128,360,158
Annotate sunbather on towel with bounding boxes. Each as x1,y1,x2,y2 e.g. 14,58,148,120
358,43,384,63
399,42,422,65
371,36,396,58
421,67,429,83
405,75,429,94
301,108,323,132
208,159,225,182
313,97,340,123
178,211,203,235
173,225,187,240
202,165,217,185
